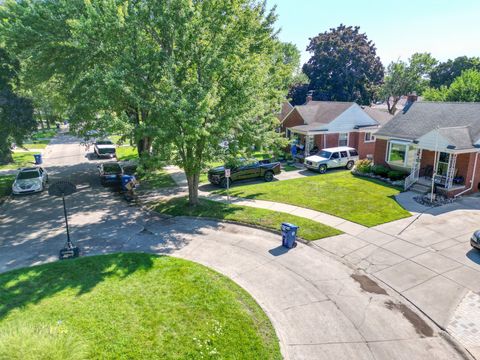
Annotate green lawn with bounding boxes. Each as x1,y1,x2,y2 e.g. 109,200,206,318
0,175,14,198
153,197,342,241
282,164,298,172
116,146,138,161
20,142,48,150
0,253,281,360
0,152,37,170
31,129,57,139
140,169,177,189
216,171,411,227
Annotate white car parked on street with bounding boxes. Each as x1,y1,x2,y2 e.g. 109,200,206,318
305,146,359,174
12,167,48,195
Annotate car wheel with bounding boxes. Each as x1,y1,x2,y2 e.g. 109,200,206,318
264,171,274,182
318,164,327,174
346,161,354,170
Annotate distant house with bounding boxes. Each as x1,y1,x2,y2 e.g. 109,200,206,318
280,97,392,159
374,101,480,197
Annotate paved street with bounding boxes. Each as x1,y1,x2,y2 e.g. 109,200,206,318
0,134,471,359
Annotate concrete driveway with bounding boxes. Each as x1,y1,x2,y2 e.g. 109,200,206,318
0,134,469,360
313,194,480,358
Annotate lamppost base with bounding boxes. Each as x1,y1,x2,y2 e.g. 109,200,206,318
59,246,80,260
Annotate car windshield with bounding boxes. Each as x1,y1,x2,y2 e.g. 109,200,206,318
318,150,332,159
99,148,116,154
103,164,122,174
96,140,113,145
17,171,39,180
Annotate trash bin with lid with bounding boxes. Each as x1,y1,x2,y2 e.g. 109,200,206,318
33,154,42,165
281,222,299,249
121,174,136,191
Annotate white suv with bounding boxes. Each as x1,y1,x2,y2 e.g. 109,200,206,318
12,167,49,194
305,147,359,174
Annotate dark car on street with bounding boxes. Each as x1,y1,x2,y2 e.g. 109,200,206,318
208,159,281,188
98,162,123,186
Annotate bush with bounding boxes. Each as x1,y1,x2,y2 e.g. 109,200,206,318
355,159,372,174
387,170,407,181
372,165,389,177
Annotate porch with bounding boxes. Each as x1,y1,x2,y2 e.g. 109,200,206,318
404,148,471,197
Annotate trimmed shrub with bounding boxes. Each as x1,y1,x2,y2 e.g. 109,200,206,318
355,159,372,174
372,165,389,177
387,170,407,181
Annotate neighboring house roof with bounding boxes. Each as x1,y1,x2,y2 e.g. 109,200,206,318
376,102,480,150
284,101,380,134
277,101,294,121
362,107,394,126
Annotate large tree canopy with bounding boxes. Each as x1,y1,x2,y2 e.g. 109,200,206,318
1,0,297,204
301,24,384,105
429,56,480,89
0,48,35,164
379,53,437,114
424,69,480,102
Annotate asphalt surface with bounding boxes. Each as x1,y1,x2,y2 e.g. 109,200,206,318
0,133,469,360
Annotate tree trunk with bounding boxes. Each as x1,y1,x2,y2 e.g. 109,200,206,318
0,142,13,165
186,172,200,206
387,96,400,115
137,136,152,156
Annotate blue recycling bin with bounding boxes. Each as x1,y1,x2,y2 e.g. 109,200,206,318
121,175,136,191
281,222,299,249
33,154,42,165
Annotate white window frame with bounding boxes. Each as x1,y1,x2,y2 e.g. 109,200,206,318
364,132,375,143
338,133,349,147
386,140,415,168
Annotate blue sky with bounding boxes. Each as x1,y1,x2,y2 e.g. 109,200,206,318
266,0,480,67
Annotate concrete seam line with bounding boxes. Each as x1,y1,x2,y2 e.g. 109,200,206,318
370,274,474,360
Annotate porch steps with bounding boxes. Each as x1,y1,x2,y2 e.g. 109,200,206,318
410,182,431,195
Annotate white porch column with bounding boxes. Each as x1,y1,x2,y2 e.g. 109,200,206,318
445,153,457,189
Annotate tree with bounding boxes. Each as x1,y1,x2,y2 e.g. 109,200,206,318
424,69,480,102
302,24,384,105
379,53,437,114
430,56,480,88
2,0,296,205
0,48,35,164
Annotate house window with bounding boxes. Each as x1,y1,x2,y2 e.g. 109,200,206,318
387,141,416,168
437,152,450,176
364,132,375,142
338,133,348,147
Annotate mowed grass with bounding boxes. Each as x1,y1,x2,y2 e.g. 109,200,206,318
116,146,138,161
0,175,14,198
153,197,342,241
0,253,281,360
0,152,37,170
216,171,411,227
140,169,177,189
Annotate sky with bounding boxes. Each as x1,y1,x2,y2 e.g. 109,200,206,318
266,0,480,67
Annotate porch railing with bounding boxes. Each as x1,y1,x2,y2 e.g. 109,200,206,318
404,167,419,191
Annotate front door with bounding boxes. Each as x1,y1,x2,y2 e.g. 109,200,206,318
328,152,341,168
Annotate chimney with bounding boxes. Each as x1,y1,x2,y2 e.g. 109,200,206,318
407,92,418,103
306,90,314,104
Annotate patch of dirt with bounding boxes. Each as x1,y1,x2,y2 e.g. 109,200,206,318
385,301,434,337
351,274,388,295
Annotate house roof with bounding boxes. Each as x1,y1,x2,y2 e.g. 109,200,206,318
295,101,354,125
290,123,328,133
376,102,480,149
277,101,294,121
361,107,394,126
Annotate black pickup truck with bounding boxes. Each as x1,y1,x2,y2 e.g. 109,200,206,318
208,159,281,187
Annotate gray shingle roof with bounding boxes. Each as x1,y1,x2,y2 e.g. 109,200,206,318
295,101,354,124
362,107,394,126
437,127,473,150
376,102,480,147
277,101,294,121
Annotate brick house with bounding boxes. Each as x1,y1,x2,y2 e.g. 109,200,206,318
374,101,480,197
280,99,392,159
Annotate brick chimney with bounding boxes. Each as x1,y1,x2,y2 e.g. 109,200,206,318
407,92,418,103
306,90,314,104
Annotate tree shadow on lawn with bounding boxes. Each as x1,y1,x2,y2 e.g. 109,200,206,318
0,253,155,320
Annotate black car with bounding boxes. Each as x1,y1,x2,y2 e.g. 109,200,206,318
471,230,480,251
98,162,123,186
208,159,281,187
